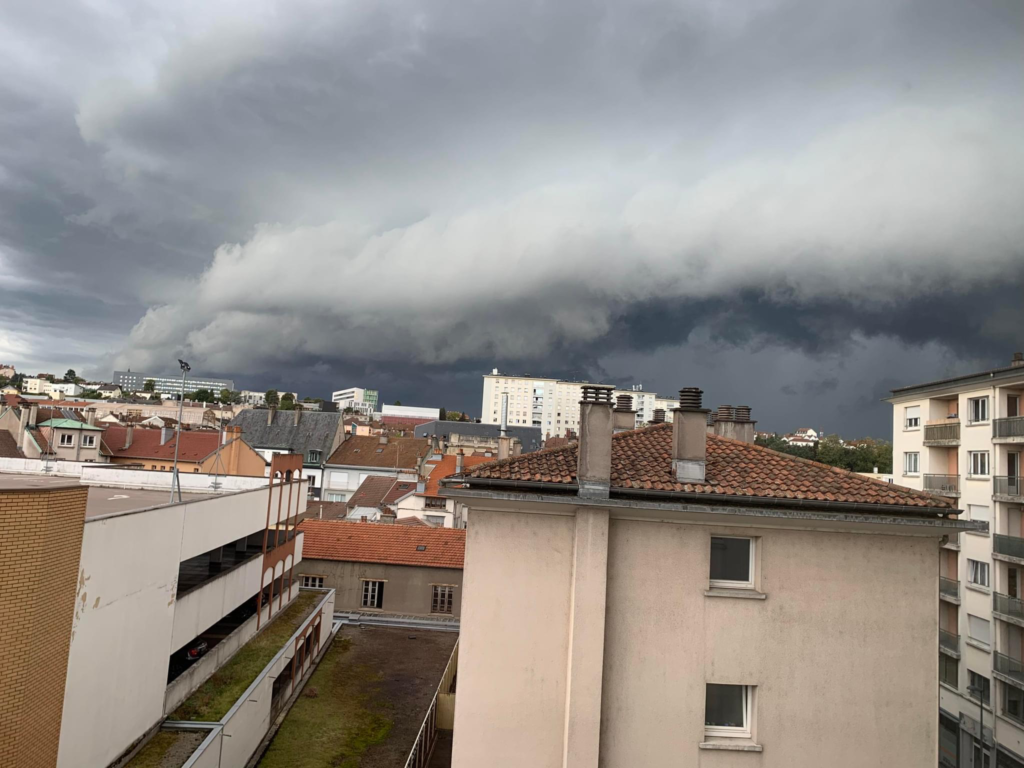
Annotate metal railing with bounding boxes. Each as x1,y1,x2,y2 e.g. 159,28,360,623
995,651,1024,686
925,475,960,495
994,591,1024,621
940,577,960,600
995,534,1024,560
925,421,961,443
940,628,960,655
995,476,1024,499
994,417,1024,439
404,638,459,768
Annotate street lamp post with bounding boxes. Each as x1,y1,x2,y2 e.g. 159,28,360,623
169,359,190,503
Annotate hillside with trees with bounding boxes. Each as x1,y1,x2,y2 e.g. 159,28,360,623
755,433,893,474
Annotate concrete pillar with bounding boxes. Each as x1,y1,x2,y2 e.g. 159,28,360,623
562,508,610,768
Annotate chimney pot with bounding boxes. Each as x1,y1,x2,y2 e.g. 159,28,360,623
678,387,703,410
716,404,735,421
652,409,666,424
735,405,752,422
1013,352,1024,367
577,384,615,498
613,393,636,433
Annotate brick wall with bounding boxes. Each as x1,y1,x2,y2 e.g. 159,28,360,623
0,484,86,768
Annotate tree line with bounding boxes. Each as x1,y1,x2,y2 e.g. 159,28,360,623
755,433,893,474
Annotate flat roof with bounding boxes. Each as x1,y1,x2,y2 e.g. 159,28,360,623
0,474,212,517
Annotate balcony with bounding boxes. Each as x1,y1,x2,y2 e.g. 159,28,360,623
940,577,961,604
940,628,960,658
995,534,1024,562
994,476,1024,502
924,474,961,498
994,591,1024,624
994,651,1024,689
924,420,961,446
994,416,1024,442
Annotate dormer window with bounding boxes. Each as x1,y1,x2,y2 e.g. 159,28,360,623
307,450,321,463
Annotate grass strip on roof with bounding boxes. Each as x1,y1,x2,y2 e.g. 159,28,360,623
171,591,321,722
257,637,392,768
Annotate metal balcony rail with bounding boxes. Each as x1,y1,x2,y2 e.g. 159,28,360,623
925,421,961,443
995,534,1024,560
924,474,960,494
995,651,1024,686
939,628,960,655
994,591,1024,622
994,417,1024,439
995,476,1024,498
940,577,960,600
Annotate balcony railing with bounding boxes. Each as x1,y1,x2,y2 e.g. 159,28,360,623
924,420,961,444
994,417,1024,440
940,577,960,601
995,476,1024,499
994,591,1024,622
995,651,1024,687
925,474,961,496
995,534,1024,560
940,628,960,656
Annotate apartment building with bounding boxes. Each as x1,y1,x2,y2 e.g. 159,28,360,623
112,369,235,396
331,386,379,418
889,353,1024,768
322,435,433,503
480,369,658,437
447,386,978,767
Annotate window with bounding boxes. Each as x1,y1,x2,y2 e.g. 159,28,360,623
300,575,324,588
82,434,96,448
968,560,990,588
968,670,991,705
193,468,200,473
431,585,454,614
1005,683,1024,724
969,397,989,424
903,452,920,475
306,474,317,487
59,433,74,447
325,492,346,502
704,684,752,739
940,653,958,687
362,580,384,609
904,405,921,429
968,615,991,647
709,537,754,589
308,450,321,463
970,451,990,476
425,515,446,527
969,504,991,527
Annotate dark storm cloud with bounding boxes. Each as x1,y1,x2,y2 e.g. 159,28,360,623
0,0,1022,435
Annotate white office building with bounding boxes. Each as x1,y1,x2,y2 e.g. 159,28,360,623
331,387,379,418
889,353,1024,768
113,370,235,396
481,369,660,438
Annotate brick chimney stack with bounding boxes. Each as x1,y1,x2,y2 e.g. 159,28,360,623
672,388,711,482
577,384,615,499
612,394,635,434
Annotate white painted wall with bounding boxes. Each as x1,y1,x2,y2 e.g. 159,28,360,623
171,556,264,652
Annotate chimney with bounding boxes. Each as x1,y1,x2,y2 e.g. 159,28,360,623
17,406,29,442
293,408,301,427
672,388,711,482
1013,352,1024,368
267,407,276,426
712,403,756,443
85,407,96,426
124,424,134,450
28,403,38,428
512,438,522,456
379,435,389,445
577,384,615,499
500,392,509,437
498,434,512,460
160,426,171,445
360,515,368,523
613,394,635,434
652,408,666,424
456,448,464,474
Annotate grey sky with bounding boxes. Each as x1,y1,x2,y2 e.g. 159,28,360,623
1,0,1022,436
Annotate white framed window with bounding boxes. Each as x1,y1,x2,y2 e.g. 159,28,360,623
307,450,321,463
968,504,990,527
59,433,74,447
82,434,96,448
968,614,991,647
968,397,989,424
425,515,446,527
431,585,454,614
300,575,324,588
704,683,753,739
709,537,754,590
904,405,921,429
969,451,990,477
968,560,990,588
903,452,920,475
325,492,346,502
361,579,384,609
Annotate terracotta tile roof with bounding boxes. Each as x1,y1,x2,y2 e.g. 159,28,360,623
303,501,350,520
543,436,572,450
395,516,429,526
326,436,431,470
346,476,417,511
102,426,225,462
298,519,465,569
28,427,49,453
465,423,955,512
0,431,21,458
423,454,494,496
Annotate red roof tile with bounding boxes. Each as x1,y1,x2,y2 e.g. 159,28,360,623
326,436,431,469
465,423,954,512
102,426,225,462
346,476,417,511
0,431,21,458
298,519,465,569
423,454,494,496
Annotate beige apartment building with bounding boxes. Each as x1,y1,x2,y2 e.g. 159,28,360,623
889,353,1024,768
447,386,978,767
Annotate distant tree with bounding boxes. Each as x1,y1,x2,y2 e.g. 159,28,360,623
445,410,464,421
9,372,24,390
265,389,280,407
393,400,402,406
143,379,156,393
191,388,215,403
0,375,8,388
460,412,470,422
302,397,323,404
80,389,103,399
279,392,296,411
439,407,447,421
64,369,79,383
343,406,354,415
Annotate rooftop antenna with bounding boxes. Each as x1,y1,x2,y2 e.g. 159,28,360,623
169,359,190,503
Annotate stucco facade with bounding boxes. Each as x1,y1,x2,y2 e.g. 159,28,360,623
298,558,463,617
451,496,956,768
